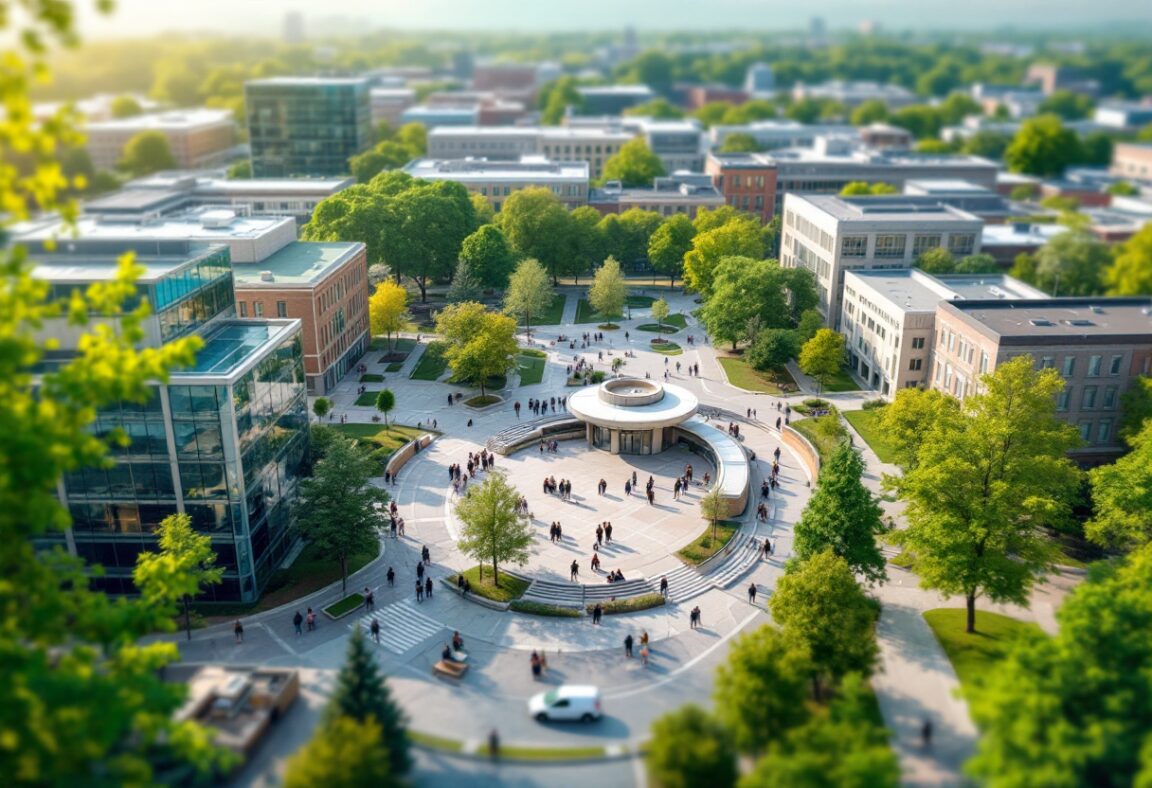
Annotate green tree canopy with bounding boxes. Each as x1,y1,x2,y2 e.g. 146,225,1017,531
349,141,418,183
538,76,586,124
616,50,675,95
770,551,879,699
312,396,332,422
699,256,803,350
446,257,483,304
1034,230,1110,296
796,308,825,342
496,187,577,283
293,435,389,594
746,328,800,372
878,387,962,471
1037,89,1096,120
304,185,391,264
647,212,695,286
840,181,898,196
683,215,765,298
891,356,1081,632
623,97,685,119
117,129,177,176
455,471,534,583
110,94,143,118
850,99,890,126
1104,221,1152,295
602,137,666,187
917,246,957,273
382,180,476,302
962,130,1014,160
588,255,627,319
1005,115,1084,177
647,705,737,788
1087,420,1152,550
794,444,887,585
374,389,395,427
717,132,765,153
503,257,554,338
955,252,1000,274
458,223,516,290
285,716,397,788
325,628,411,776
134,513,223,641
798,329,846,392
436,302,519,397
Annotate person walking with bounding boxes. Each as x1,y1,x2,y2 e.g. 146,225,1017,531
416,579,424,602
922,718,933,749
234,619,244,644
387,566,395,586
370,618,381,644
364,587,375,610
595,524,603,547
659,576,669,598
416,562,425,582
489,729,500,762
306,608,316,632
593,603,603,625
292,610,303,636
570,560,580,582
748,582,758,604
624,633,634,658
604,522,613,543
425,577,434,599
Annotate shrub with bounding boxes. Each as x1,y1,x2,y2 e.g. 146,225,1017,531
509,600,583,617
586,594,666,615
360,373,384,383
804,398,830,409
861,398,887,410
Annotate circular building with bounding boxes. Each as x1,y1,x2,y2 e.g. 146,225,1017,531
568,378,699,455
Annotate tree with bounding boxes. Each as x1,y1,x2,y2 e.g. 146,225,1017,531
1038,89,1095,120
304,185,391,264
312,396,332,423
850,99,889,126
650,297,671,335
699,484,728,545
956,252,1000,273
374,389,395,427
618,50,675,95
966,543,1152,787
446,257,483,303
1105,221,1152,295
117,129,177,176
455,471,534,583
284,716,397,788
394,122,427,155
798,329,846,393
369,279,410,349
538,76,585,125
890,104,945,139
878,388,961,471
382,180,476,302
503,258,554,339
916,246,956,273
840,181,898,196
614,207,664,264
326,628,411,776
133,513,223,641
496,187,575,284
436,302,518,398
0,4,230,780
623,97,685,119
747,328,800,372
569,205,607,277
683,216,765,298
938,92,982,124
962,130,1013,160
717,132,764,153
227,159,252,179
601,137,665,187
1119,377,1152,442
588,256,626,320
647,213,695,286
1087,421,1152,550
892,356,1081,633
794,444,887,585
713,625,811,753
744,672,900,788
349,141,416,183
1035,230,1110,295
293,436,389,595
1108,180,1139,197
1005,115,1084,177
110,94,143,118
770,551,879,699
458,224,516,290
796,308,824,342
646,706,737,788
699,257,796,350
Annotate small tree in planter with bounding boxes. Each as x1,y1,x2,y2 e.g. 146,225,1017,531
651,297,671,342
313,396,331,423
375,389,395,428
700,485,728,545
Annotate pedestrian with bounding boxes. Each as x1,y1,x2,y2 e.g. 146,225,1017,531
570,559,580,582
307,608,316,631
640,643,650,666
748,582,758,604
387,566,395,586
489,728,500,762
234,619,244,643
370,618,381,644
922,718,933,749
593,603,603,624
417,562,425,581
605,522,613,542
596,524,603,546
531,650,542,679
624,480,631,496
776,416,782,430
364,587,374,610
624,633,634,657
416,579,424,602
292,610,303,635
425,577,433,599
659,575,668,597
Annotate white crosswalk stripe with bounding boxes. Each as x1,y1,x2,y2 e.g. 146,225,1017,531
354,598,445,655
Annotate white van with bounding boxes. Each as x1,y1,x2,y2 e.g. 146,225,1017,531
528,685,603,722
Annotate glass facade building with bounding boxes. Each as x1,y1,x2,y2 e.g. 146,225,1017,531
246,77,373,178
34,242,309,603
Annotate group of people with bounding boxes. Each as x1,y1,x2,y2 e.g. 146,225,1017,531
594,521,614,546
685,334,704,346
604,568,626,583
530,649,549,678
384,500,407,538
622,631,651,665
726,422,742,438
515,396,565,418
539,439,560,453
548,521,565,542
543,476,573,499
291,608,317,635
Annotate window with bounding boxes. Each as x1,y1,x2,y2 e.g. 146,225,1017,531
840,235,868,258
1098,419,1113,444
276,301,287,318
1079,421,1092,442
253,302,263,317
909,358,923,371
874,234,906,259
1088,355,1102,377
948,233,976,256
980,352,989,374
238,302,247,317
912,234,942,257
1056,388,1071,411
1103,386,1117,409
1062,356,1076,377
732,175,741,187
1109,354,1123,375
1040,356,1055,369
912,337,925,349
1082,386,1098,409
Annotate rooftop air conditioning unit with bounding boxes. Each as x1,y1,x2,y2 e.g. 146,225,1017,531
260,271,274,282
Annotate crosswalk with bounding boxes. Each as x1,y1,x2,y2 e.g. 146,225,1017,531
354,598,445,655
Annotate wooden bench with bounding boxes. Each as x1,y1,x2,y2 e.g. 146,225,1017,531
433,660,468,679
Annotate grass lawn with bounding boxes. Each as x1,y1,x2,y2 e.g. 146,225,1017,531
815,366,860,393
451,566,530,603
843,408,900,465
465,394,501,407
923,608,1043,690
589,594,666,615
480,743,606,760
407,731,464,753
636,324,678,334
626,295,656,308
574,298,623,325
791,413,848,464
718,356,798,395
637,314,687,333
509,600,583,617
522,294,566,328
355,390,382,406
385,361,404,372
324,593,366,619
333,423,428,454
517,353,546,386
520,348,547,358
650,341,683,355
677,521,740,565
371,336,417,355
360,373,384,383
410,341,448,381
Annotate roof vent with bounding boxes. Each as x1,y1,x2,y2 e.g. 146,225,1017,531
260,270,274,282
1065,319,1094,327
1029,318,1053,327
1090,305,1103,314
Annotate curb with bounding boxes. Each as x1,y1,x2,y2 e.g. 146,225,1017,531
409,731,646,764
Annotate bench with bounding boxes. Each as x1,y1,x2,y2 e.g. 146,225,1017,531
433,660,468,679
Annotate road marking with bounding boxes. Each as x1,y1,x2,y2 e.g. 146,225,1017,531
355,598,445,655
258,621,300,658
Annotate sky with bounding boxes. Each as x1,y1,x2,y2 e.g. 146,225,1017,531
79,0,1152,37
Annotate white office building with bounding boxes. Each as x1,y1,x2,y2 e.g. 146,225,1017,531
402,156,589,210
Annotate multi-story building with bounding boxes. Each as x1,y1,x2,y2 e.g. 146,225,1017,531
704,152,778,224
84,109,237,171
627,118,705,173
84,172,354,225
426,126,635,180
398,105,479,128
369,88,416,127
1093,102,1152,131
27,240,308,602
1023,63,1100,97
15,209,369,395
970,84,1046,119
708,121,858,152
779,193,984,328
930,297,1152,460
576,84,656,115
246,77,373,177
589,174,725,219
791,80,917,109
841,269,1047,396
744,63,775,98
403,156,589,210
1110,142,1152,182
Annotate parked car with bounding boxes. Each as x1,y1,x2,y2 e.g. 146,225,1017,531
528,685,602,722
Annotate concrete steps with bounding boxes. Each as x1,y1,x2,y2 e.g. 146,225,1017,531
584,578,655,603
520,578,584,608
657,563,713,603
705,532,763,589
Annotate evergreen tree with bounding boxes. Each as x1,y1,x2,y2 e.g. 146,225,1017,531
285,716,397,788
794,443,887,585
446,257,483,303
325,628,411,776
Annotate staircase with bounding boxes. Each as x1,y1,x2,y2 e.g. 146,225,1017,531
704,531,763,589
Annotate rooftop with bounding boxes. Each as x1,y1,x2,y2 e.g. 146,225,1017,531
941,298,1152,340
30,250,215,284
577,84,655,96
177,320,300,377
15,210,294,244
792,194,981,223
246,76,368,87
403,156,588,182
85,108,233,131
848,269,1050,314
232,242,362,287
